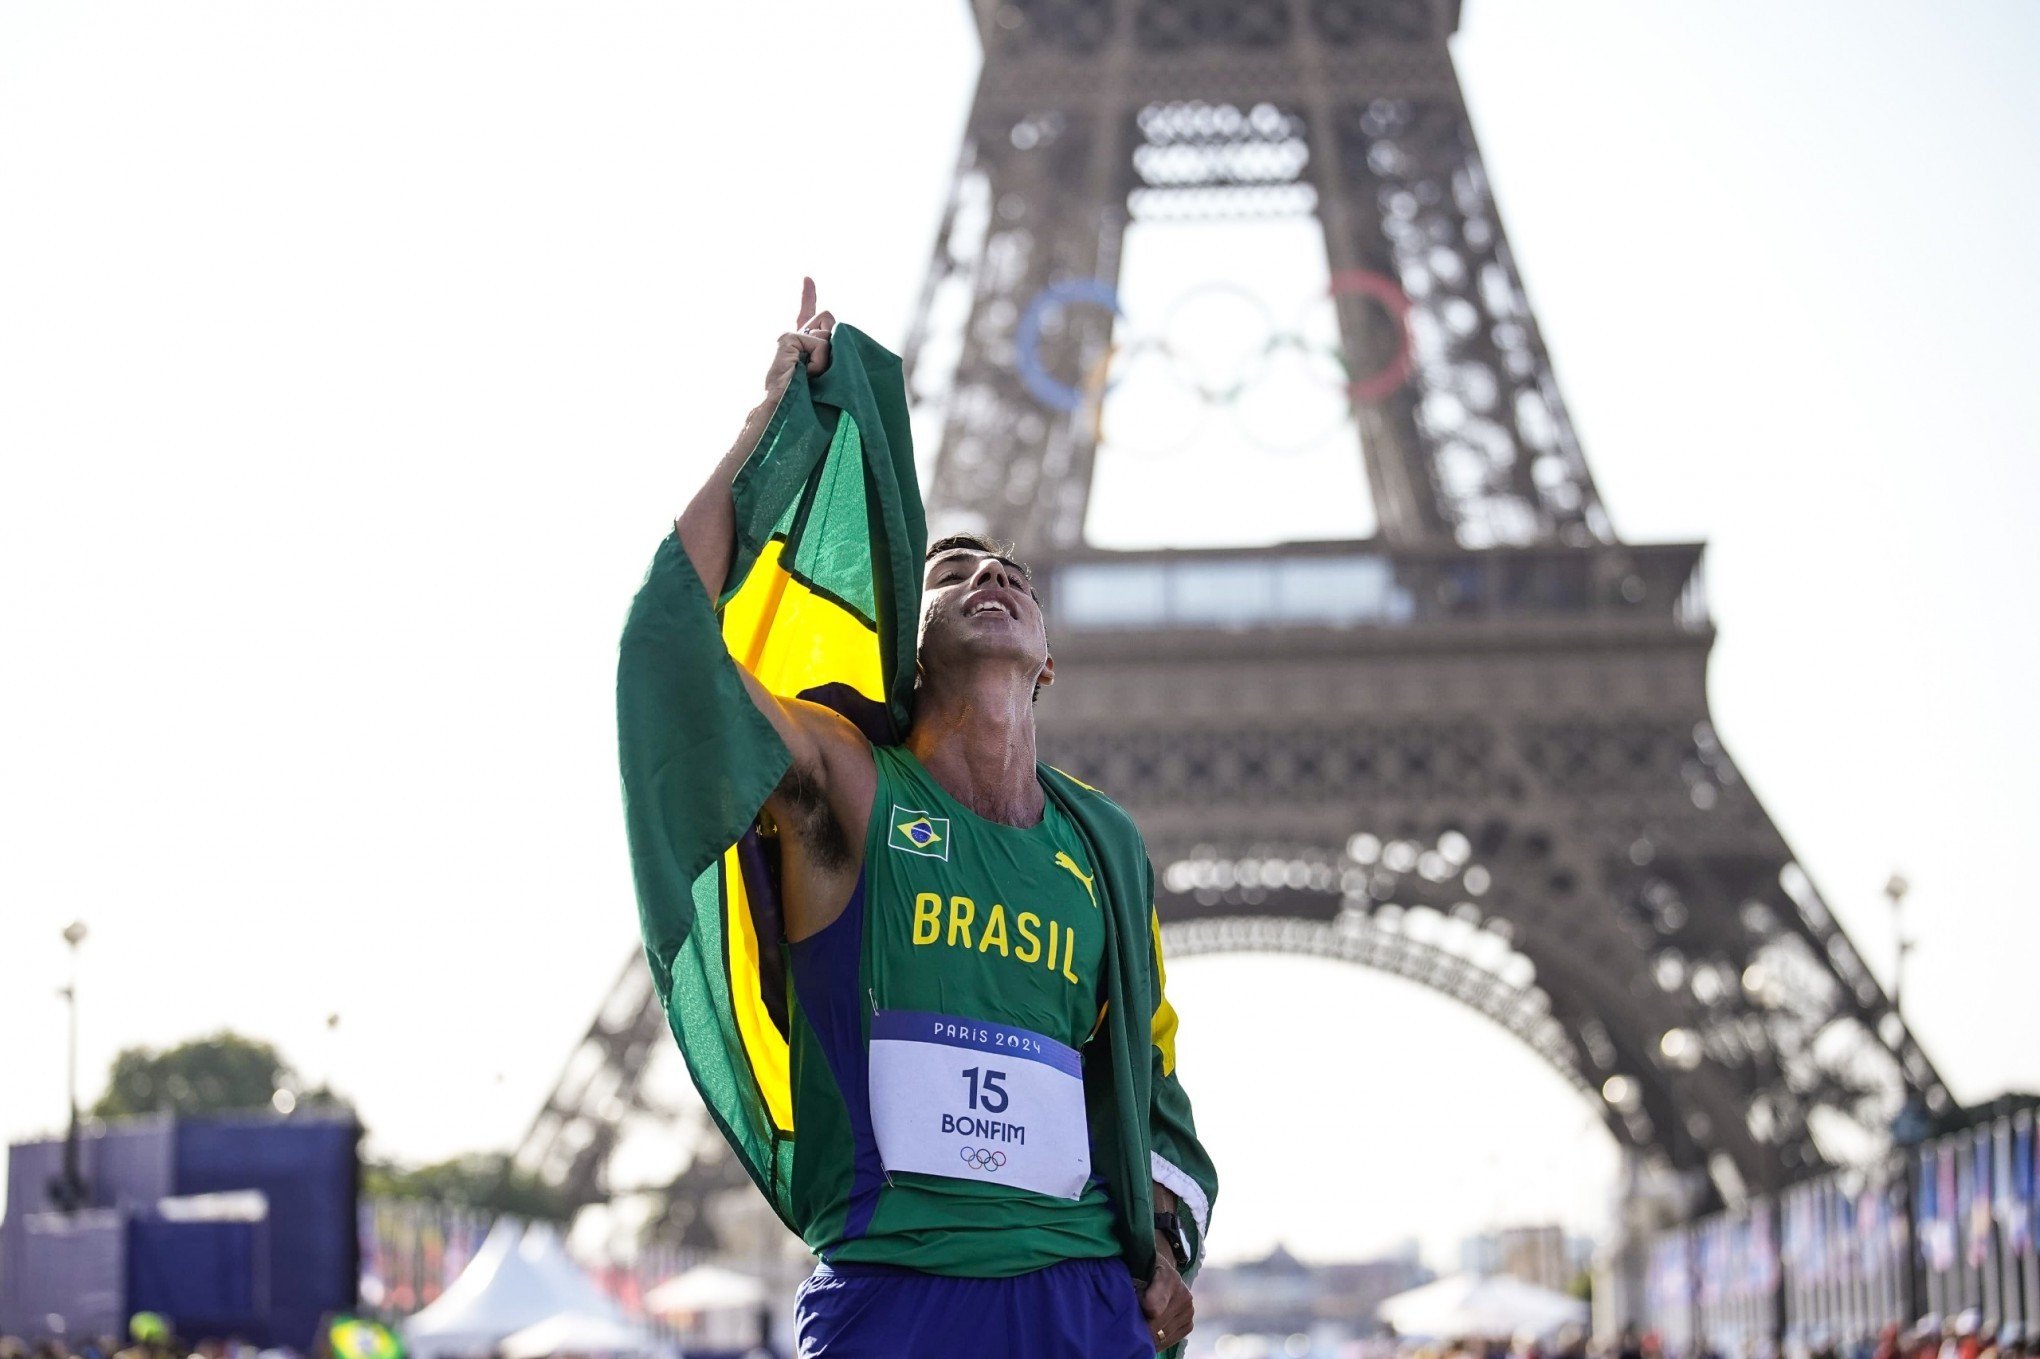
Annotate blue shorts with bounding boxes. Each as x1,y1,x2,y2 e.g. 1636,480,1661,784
793,1256,1154,1359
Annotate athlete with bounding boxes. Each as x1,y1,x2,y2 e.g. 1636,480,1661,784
664,281,1208,1357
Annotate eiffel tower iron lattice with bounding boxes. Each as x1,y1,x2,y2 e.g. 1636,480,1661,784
523,0,1949,1223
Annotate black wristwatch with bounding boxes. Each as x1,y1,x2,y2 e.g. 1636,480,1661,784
1154,1209,1192,1270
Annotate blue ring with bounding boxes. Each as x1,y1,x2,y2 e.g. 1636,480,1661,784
1015,279,1125,413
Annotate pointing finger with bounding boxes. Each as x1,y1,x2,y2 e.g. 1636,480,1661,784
796,276,817,330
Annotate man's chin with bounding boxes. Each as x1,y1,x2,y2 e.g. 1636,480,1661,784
922,631,1045,678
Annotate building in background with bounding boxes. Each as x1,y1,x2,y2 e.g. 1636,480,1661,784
1460,1225,1594,1293
1197,1243,1435,1340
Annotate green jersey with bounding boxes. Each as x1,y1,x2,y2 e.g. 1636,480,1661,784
785,744,1122,1276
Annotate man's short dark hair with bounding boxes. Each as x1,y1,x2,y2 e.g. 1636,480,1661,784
925,532,1032,588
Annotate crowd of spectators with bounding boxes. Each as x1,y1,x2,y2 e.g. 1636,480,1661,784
1,1323,310,1359
1662,1308,2036,1359
1862,1312,2035,1359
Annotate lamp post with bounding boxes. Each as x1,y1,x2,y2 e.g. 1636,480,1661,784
57,920,89,1211
1881,872,1931,1328
1885,871,1912,1024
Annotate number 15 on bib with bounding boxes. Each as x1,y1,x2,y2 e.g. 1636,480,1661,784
867,1009,1092,1200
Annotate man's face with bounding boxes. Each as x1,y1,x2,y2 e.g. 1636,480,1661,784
918,547,1050,682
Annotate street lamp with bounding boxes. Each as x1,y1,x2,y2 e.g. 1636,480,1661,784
1884,871,1911,1024
1884,872,1929,1142
1880,871,1930,1326
55,920,89,1211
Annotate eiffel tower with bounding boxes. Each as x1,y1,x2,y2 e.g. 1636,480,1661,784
521,0,1948,1240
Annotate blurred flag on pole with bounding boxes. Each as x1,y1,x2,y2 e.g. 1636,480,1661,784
1922,1145,1953,1272
1968,1127,1994,1268
2013,1113,2036,1257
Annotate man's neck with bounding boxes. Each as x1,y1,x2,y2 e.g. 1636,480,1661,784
905,669,1043,827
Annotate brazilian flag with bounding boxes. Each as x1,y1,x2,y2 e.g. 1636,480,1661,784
617,323,920,1216
617,324,1216,1293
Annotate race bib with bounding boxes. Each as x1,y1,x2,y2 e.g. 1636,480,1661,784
868,1009,1091,1200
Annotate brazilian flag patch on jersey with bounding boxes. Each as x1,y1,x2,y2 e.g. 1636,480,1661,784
888,805,950,860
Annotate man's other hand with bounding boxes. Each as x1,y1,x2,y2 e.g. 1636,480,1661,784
1142,1246,1194,1353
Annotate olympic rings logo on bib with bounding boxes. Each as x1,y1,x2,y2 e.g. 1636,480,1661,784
959,1146,1008,1172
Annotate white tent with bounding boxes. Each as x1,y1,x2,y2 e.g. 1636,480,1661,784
404,1220,629,1359
1377,1273,1588,1341
643,1265,766,1316
499,1311,660,1359
518,1223,632,1321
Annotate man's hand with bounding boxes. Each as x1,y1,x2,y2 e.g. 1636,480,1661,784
1142,1244,1194,1354
764,276,835,399
680,277,836,595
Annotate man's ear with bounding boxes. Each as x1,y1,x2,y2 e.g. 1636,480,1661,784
1037,654,1055,692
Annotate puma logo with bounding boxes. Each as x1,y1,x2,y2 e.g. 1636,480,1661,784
1053,852,1098,908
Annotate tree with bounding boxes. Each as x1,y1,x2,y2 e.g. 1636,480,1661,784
93,1031,289,1118
362,1152,576,1224
1568,1268,1594,1305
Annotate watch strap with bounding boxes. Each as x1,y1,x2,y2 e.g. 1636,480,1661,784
1153,1209,1192,1269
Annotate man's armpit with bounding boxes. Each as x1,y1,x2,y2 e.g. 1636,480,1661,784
773,761,855,872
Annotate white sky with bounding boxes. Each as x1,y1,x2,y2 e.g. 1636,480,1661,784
4,1,2039,1271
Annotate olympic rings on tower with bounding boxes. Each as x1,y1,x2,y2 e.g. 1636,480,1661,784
1011,270,1415,457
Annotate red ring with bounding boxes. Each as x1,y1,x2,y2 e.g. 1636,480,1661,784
1327,268,1415,403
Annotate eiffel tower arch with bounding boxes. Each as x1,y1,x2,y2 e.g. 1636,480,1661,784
525,0,1949,1230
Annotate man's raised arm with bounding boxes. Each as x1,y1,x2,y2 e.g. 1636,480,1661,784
675,276,836,597
656,279,875,937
